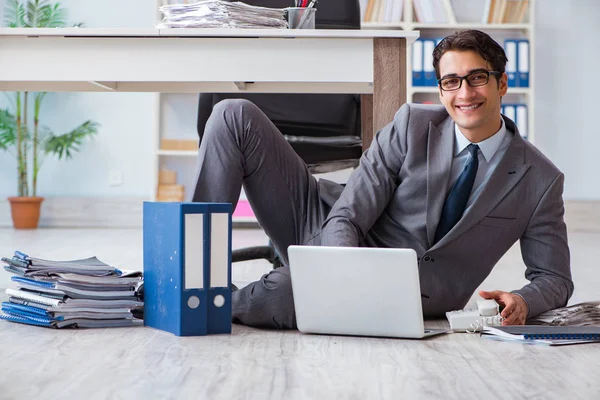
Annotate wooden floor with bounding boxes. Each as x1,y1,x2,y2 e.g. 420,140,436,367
1,204,600,399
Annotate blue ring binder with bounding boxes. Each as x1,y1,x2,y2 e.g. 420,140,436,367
143,202,233,337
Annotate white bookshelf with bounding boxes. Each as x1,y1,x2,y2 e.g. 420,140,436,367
362,0,536,143
365,22,532,30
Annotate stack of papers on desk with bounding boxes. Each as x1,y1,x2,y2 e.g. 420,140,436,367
481,325,600,346
158,0,288,29
527,301,600,326
1,251,143,329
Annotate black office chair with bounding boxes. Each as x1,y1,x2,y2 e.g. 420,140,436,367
197,0,362,268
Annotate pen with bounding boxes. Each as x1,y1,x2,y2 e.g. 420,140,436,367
297,0,317,28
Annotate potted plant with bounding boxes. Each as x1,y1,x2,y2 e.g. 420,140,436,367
0,0,99,229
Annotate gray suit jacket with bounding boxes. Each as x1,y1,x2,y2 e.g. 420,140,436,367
319,103,573,319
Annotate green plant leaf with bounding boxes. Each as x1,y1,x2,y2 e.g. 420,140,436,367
25,0,67,28
26,0,45,27
44,121,100,160
39,3,67,27
0,108,18,150
3,0,26,27
5,0,68,28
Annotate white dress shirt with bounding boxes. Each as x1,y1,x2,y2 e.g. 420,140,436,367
446,117,513,211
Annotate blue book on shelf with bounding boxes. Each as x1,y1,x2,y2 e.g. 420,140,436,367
502,103,516,125
515,103,528,139
412,39,424,86
143,202,233,337
517,39,530,87
422,39,436,86
504,39,518,88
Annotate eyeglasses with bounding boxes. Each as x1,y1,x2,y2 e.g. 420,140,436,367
438,70,502,91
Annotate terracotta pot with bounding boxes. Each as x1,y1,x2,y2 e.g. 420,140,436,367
7,196,44,229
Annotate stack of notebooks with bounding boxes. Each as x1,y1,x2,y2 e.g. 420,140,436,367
1,251,144,329
481,301,600,346
157,0,288,29
528,301,600,326
482,325,600,346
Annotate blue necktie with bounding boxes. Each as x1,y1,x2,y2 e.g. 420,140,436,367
434,144,480,243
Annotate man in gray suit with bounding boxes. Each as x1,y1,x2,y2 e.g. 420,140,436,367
191,29,573,329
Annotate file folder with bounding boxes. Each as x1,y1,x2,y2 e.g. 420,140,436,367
207,211,231,334
503,104,516,126
143,202,233,336
422,39,436,86
517,39,530,87
504,39,518,87
412,39,424,86
516,104,528,138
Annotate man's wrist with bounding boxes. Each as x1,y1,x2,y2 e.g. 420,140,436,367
512,292,530,317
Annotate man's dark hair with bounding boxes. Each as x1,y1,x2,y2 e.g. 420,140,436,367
432,29,508,81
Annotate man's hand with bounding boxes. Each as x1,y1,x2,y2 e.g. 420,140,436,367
478,290,529,325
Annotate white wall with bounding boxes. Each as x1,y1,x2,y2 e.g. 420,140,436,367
0,0,599,200
0,0,157,198
534,0,600,200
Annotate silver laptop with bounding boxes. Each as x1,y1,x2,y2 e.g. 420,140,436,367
288,246,447,339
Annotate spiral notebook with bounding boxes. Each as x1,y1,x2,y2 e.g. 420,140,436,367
482,325,600,346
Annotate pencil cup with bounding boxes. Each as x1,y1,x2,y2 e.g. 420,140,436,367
287,7,317,29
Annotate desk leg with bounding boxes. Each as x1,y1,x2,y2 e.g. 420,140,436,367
360,94,373,150
362,38,407,151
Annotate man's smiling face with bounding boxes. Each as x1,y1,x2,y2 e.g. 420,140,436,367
438,50,508,142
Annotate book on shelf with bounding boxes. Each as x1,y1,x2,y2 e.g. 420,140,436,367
160,138,198,151
362,0,404,24
412,38,530,89
159,169,177,185
157,169,184,202
361,0,529,25
412,0,456,24
157,184,185,202
484,0,528,24
501,103,528,139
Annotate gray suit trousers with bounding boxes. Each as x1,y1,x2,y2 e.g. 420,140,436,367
190,99,336,329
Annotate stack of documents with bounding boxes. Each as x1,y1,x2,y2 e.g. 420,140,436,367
157,0,288,29
527,301,600,326
481,325,600,346
1,251,144,329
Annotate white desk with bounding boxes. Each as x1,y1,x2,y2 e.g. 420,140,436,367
0,27,418,148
